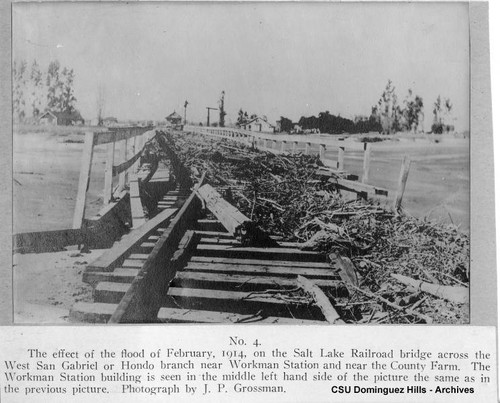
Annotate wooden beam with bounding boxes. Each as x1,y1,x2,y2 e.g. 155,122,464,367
118,139,127,192
103,141,115,205
85,207,178,273
73,132,95,229
158,307,326,324
185,261,337,278
319,144,326,160
190,256,331,269
108,174,206,323
129,175,145,229
173,271,344,293
337,146,345,170
362,142,371,184
93,127,150,146
195,244,325,261
328,177,389,198
297,275,344,324
393,154,411,213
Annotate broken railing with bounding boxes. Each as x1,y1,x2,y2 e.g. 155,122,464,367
72,127,156,230
184,125,411,212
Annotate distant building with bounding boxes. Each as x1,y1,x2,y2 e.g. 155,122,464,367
39,110,85,126
240,117,275,133
103,117,118,127
166,111,183,126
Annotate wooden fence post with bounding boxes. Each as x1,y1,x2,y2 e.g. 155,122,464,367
305,142,311,155
393,155,411,213
337,146,345,170
362,142,371,184
319,144,326,160
72,131,95,229
280,140,286,153
103,138,115,205
292,141,298,154
272,139,277,150
118,138,128,192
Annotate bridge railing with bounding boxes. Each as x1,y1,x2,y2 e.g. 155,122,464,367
72,126,156,229
184,125,411,212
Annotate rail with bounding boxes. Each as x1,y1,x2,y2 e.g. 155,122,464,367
184,125,411,211
72,127,156,229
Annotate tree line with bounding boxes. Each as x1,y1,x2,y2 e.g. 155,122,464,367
277,80,454,135
13,59,78,122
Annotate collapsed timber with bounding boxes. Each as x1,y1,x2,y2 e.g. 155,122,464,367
164,130,469,324
71,129,468,325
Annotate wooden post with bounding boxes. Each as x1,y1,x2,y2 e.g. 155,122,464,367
362,142,371,184
133,134,144,173
292,141,298,154
118,139,127,191
319,144,326,160
280,140,286,153
337,146,345,170
393,154,411,213
305,142,311,155
103,139,115,205
272,139,277,150
72,132,95,229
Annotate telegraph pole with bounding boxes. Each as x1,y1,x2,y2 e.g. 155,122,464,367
184,100,189,124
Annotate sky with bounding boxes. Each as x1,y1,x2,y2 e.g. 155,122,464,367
13,2,470,130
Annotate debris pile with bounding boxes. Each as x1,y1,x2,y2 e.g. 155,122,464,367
163,130,469,324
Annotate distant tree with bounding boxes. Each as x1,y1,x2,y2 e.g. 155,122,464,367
236,109,246,126
402,89,424,133
278,116,293,133
46,60,63,111
432,95,443,134
376,79,401,134
27,60,44,118
60,67,77,113
13,59,28,122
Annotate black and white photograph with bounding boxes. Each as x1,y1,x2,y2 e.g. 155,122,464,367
12,2,471,326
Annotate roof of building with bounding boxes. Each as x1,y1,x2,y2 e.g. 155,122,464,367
40,110,84,121
242,116,274,127
166,111,182,120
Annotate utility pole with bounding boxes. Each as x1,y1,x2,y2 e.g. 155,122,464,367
218,90,226,127
206,107,217,127
184,100,189,124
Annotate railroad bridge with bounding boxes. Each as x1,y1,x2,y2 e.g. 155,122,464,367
16,125,453,325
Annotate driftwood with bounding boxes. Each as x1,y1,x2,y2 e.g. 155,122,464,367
297,275,344,324
329,253,358,287
391,273,469,305
196,184,277,247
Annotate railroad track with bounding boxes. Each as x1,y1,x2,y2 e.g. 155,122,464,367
70,167,350,324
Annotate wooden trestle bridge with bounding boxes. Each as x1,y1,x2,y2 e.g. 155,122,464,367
15,125,412,324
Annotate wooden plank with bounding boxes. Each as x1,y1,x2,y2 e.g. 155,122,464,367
108,174,206,323
129,175,145,229
195,244,325,261
196,184,250,236
103,141,115,205
362,142,371,184
393,154,411,213
118,139,128,192
165,287,322,319
194,231,235,239
70,302,118,323
190,256,331,268
337,146,345,170
72,132,95,229
94,282,129,303
172,272,345,293
198,237,300,248
84,207,178,273
158,307,326,324
195,219,227,232
83,269,139,285
185,262,337,278
297,275,345,324
328,177,389,197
